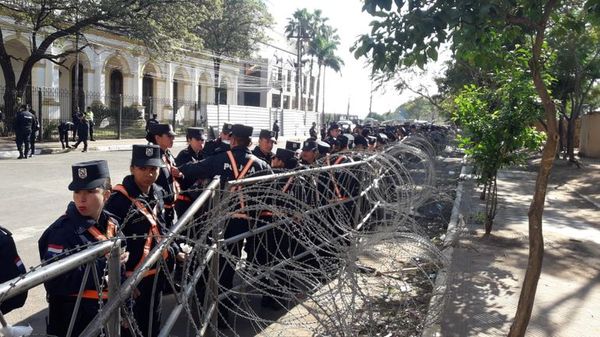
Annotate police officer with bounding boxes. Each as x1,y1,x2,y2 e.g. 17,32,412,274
174,127,206,217
145,113,159,132
0,226,28,314
179,124,271,326
272,148,298,170
58,121,74,149
316,140,331,161
104,145,181,337
14,104,35,159
28,109,40,157
285,140,301,156
73,113,89,152
252,129,276,163
38,160,124,337
300,139,318,166
309,122,318,139
147,124,182,224
324,122,341,148
203,123,232,157
176,127,205,166
84,106,96,141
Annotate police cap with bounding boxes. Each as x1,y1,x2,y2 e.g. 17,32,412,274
186,127,206,140
231,124,253,138
302,139,318,152
68,160,110,191
222,123,233,134
354,134,369,148
328,122,340,131
149,123,176,136
274,148,295,162
286,141,301,151
131,144,164,168
259,129,277,143
316,140,331,154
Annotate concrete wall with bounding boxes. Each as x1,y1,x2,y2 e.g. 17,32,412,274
580,112,600,158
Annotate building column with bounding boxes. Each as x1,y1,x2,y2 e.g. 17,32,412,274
130,57,143,107
92,52,107,104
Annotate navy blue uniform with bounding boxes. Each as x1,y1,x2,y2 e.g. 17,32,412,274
251,146,273,165
202,138,230,157
38,203,119,337
180,146,271,318
0,226,28,314
104,175,175,337
14,109,35,158
156,149,180,223
73,120,89,151
174,146,206,219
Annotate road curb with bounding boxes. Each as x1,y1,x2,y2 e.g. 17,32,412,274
421,160,470,337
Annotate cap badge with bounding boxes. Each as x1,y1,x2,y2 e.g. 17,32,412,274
78,168,87,179
145,148,154,157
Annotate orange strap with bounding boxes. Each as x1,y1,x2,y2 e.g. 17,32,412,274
163,151,181,197
226,151,255,210
71,290,109,300
325,155,348,200
87,219,116,241
282,177,294,193
112,185,169,275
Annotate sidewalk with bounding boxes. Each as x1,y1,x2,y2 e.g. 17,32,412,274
0,135,307,159
439,158,600,336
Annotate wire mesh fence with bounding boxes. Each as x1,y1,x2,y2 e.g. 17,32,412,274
0,129,457,337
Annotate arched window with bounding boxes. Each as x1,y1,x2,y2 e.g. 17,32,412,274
109,70,123,111
143,74,154,118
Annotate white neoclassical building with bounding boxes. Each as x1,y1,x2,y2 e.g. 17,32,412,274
0,16,241,123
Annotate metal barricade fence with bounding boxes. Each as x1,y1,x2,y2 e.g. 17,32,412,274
0,134,451,337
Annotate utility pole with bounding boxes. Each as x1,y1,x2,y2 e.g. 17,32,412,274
368,78,374,116
74,7,80,115
296,23,302,110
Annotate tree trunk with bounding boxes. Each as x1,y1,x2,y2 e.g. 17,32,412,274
315,62,322,114
508,2,558,335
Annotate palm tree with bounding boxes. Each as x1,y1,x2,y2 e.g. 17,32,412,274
321,52,344,121
312,25,342,115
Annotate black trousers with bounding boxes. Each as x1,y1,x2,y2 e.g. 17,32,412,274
29,132,36,155
15,131,31,157
74,138,88,151
89,124,95,140
122,275,163,337
47,296,99,337
217,218,248,315
59,130,70,149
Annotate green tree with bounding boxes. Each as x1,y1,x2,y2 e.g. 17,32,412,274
548,4,600,162
195,0,273,103
352,1,596,335
0,0,208,130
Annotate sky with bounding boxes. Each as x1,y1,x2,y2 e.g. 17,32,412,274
264,0,445,119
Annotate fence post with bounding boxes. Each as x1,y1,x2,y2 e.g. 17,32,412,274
107,242,121,337
38,88,43,142
194,103,198,127
172,99,177,131
207,188,222,336
117,94,123,140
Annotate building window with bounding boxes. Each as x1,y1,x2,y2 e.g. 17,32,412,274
215,87,227,104
109,70,123,112
143,75,154,118
244,64,261,77
244,92,261,107
272,93,281,108
286,70,292,92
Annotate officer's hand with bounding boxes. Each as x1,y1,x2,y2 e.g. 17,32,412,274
171,167,183,178
176,252,188,262
120,251,130,265
132,287,141,299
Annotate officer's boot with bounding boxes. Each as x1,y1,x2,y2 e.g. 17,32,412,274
17,144,24,159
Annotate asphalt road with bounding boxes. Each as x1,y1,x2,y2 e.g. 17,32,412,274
0,145,187,329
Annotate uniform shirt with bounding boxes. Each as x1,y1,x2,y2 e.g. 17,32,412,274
38,202,119,297
14,110,35,132
156,149,179,207
175,145,203,167
251,146,273,165
180,145,271,188
104,175,174,272
0,226,28,313
324,136,337,147
203,138,230,157
77,120,89,140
